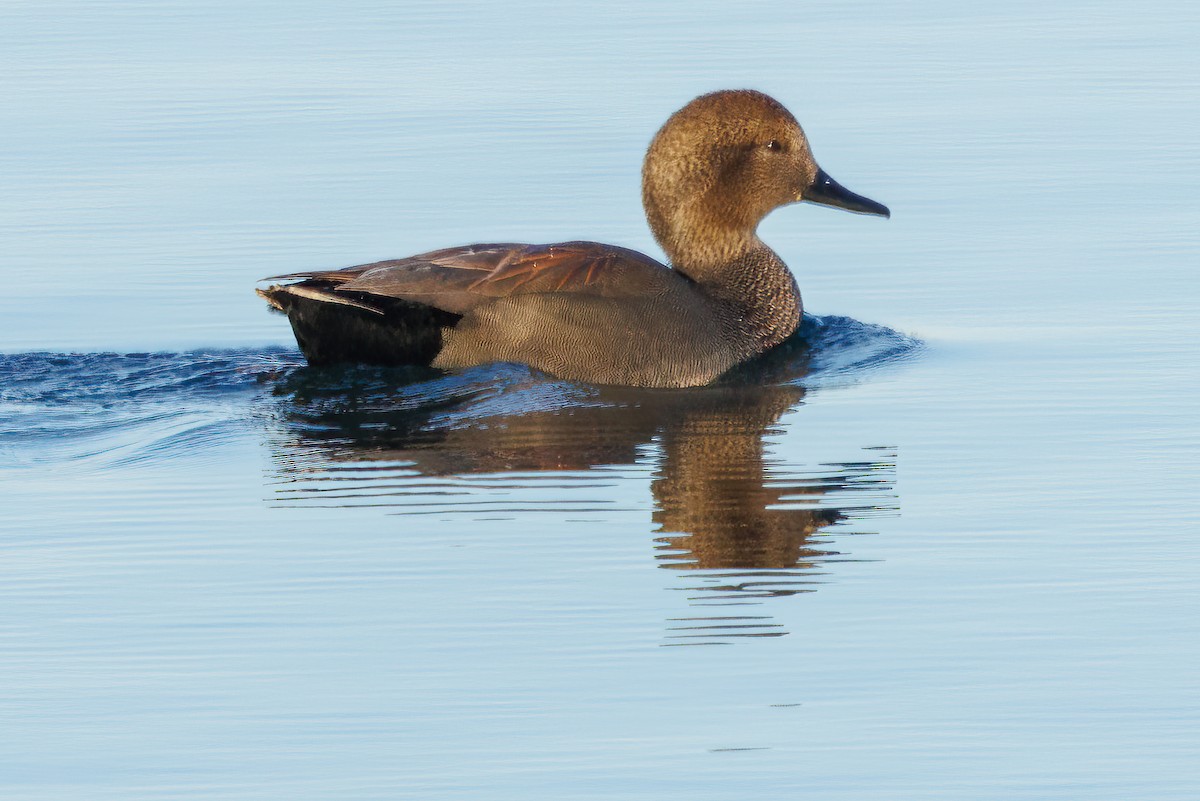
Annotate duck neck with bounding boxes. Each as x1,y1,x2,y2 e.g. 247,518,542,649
671,235,803,353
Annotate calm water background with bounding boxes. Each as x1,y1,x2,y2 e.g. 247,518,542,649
2,1,1199,799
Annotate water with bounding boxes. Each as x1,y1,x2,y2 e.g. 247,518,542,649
2,1,1199,799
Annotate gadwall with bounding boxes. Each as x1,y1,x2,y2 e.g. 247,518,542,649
258,89,889,387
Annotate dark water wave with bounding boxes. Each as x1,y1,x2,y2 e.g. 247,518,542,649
0,315,917,465
0,347,303,467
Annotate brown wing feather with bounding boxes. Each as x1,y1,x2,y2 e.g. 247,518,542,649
261,243,523,285
308,241,679,315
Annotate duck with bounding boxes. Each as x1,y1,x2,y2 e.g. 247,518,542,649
257,89,889,388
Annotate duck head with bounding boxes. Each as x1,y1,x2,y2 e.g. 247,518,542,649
641,89,888,270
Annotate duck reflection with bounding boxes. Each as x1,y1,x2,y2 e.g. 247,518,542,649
264,339,897,645
644,386,894,644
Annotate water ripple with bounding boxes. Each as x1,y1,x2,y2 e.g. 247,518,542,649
1,316,917,469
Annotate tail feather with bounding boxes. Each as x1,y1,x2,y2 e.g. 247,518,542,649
258,281,458,367
258,283,383,314
260,268,362,284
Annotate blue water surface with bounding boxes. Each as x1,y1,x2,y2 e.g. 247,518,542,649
2,1,1198,799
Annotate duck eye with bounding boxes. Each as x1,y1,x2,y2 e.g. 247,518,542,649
765,139,783,152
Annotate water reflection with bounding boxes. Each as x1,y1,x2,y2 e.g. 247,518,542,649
264,326,901,645
651,401,896,644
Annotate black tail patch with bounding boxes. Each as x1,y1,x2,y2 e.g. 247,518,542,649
259,283,460,367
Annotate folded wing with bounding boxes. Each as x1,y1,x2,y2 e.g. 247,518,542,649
264,241,679,315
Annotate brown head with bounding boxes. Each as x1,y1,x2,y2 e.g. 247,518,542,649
641,89,888,270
